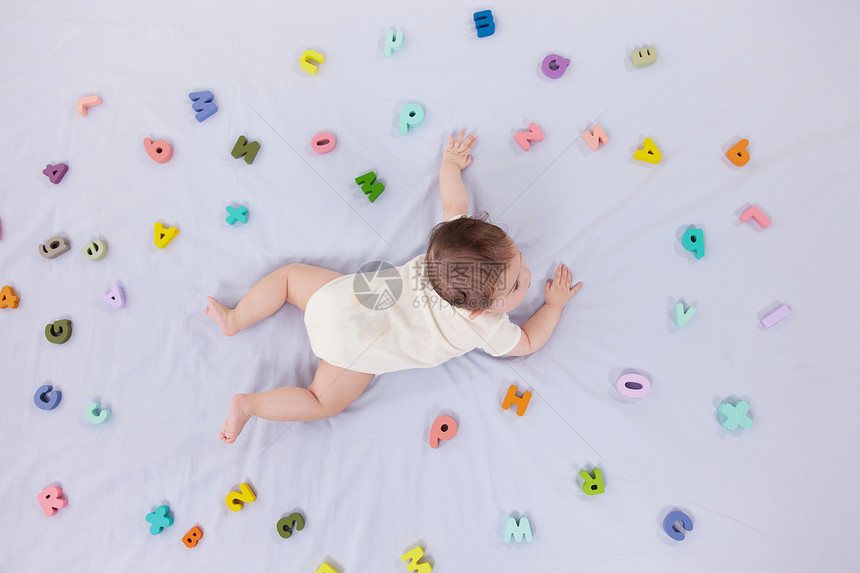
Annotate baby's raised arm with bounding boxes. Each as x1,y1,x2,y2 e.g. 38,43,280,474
439,131,476,221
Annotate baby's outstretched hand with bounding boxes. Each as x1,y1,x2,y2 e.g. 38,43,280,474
442,130,476,170
544,264,582,309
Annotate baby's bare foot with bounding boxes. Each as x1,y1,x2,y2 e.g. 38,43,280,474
205,296,239,336
220,394,251,444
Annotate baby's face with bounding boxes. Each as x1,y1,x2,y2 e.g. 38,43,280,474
486,242,531,314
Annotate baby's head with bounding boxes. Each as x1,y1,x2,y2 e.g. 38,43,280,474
426,213,531,318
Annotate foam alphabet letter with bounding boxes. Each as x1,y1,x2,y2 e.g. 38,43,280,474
188,91,218,122
401,546,432,572
144,138,174,163
632,46,658,67
86,401,111,424
473,10,495,38
615,373,651,398
83,239,108,261
399,103,425,135
385,30,404,56
633,138,662,163
225,206,249,225
39,236,71,259
429,415,458,448
316,564,340,573
182,526,203,548
579,468,605,495
760,304,790,328
718,400,753,430
299,50,325,75
231,135,261,164
674,302,696,327
38,486,68,516
311,133,337,154
77,95,102,116
0,285,20,309
45,319,72,344
145,505,174,534
682,228,704,259
502,384,531,416
583,125,608,151
225,483,256,512
43,163,69,184
154,222,179,249
663,510,693,540
515,123,544,151
34,384,62,410
102,284,126,309
726,139,750,166
504,516,533,542
541,54,571,79
276,512,305,539
355,172,385,202
740,205,770,229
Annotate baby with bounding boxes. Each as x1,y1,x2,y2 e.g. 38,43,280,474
206,131,582,443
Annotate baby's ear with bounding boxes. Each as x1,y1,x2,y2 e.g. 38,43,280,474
469,309,484,320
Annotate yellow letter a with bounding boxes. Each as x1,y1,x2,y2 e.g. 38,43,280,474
633,138,662,164
154,222,180,249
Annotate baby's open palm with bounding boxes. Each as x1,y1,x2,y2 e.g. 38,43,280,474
443,130,476,170
545,264,582,308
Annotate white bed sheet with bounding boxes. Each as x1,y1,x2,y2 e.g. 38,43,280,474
2,1,860,571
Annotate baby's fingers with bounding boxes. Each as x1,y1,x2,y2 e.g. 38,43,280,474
570,281,583,295
453,130,465,148
555,264,571,284
463,134,477,151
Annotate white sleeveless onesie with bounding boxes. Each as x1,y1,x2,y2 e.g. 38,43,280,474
303,217,522,375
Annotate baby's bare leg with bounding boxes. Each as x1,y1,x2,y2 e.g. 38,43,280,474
206,263,343,336
220,360,374,443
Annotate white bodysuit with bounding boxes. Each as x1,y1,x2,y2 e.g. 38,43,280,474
303,217,522,375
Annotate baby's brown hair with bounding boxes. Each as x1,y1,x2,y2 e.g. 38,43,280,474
425,213,518,310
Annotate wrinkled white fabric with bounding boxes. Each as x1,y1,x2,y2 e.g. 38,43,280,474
2,1,859,572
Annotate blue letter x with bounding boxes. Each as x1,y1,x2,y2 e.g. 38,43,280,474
145,505,173,534
226,206,248,225
718,400,752,431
